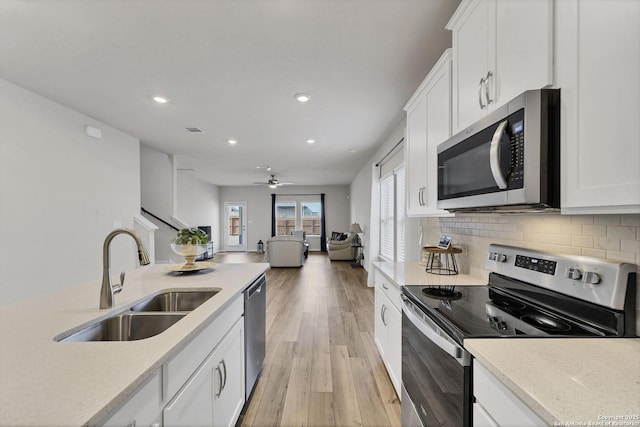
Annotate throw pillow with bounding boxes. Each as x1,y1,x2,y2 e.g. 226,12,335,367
330,231,342,241
338,233,348,241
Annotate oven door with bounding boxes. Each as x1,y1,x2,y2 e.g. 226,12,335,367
401,295,472,427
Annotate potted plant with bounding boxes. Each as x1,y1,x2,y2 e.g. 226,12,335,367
170,228,209,266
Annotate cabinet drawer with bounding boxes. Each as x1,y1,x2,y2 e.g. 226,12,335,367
473,361,544,427
375,270,401,310
164,295,243,399
103,369,162,427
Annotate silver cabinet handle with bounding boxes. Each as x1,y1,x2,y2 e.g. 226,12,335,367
485,71,493,105
478,76,486,109
417,188,422,206
221,359,227,394
421,187,426,207
381,304,387,326
214,365,223,398
489,120,509,189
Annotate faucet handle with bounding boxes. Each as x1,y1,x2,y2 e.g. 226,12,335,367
113,271,125,294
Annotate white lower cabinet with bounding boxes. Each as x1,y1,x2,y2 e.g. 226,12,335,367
374,271,402,398
473,360,544,426
101,293,246,427
164,318,244,427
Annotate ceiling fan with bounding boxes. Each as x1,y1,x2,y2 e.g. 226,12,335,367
253,174,294,188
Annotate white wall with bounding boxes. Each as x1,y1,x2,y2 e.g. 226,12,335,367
176,170,220,252
140,145,222,261
219,185,350,252
0,78,141,305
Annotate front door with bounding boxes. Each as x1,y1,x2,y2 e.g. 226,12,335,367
224,202,247,252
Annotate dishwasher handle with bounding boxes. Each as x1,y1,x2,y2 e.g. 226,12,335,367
246,275,266,300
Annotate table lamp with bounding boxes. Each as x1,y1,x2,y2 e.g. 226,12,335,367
350,223,363,245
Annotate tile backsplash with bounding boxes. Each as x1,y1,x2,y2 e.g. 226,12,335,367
421,213,640,335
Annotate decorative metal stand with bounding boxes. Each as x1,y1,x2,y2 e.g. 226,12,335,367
422,246,462,275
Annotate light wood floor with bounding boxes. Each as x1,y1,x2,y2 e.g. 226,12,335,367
215,252,401,427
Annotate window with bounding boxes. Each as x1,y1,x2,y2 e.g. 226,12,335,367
301,201,321,236
379,164,405,262
276,202,296,235
276,198,322,236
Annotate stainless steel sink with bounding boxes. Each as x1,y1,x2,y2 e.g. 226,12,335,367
57,313,185,342
130,289,220,312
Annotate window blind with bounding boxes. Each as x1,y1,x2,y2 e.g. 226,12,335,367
379,174,395,261
396,166,406,262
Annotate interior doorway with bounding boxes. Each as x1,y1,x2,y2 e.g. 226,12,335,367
224,202,247,252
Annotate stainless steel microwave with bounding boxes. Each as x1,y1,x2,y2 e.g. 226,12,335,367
437,89,560,212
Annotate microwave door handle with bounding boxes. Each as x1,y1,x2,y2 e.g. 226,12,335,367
489,120,509,189
401,299,462,359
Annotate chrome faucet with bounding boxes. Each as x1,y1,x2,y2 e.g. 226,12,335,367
100,228,151,309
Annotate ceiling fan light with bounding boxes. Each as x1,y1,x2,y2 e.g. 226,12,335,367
269,184,278,189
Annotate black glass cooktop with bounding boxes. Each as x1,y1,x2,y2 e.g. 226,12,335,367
402,273,621,346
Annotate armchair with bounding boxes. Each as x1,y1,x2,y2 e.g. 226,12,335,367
328,232,355,261
265,235,306,267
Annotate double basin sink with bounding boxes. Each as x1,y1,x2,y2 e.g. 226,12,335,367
55,289,220,343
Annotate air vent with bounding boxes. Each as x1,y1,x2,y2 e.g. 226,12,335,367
185,127,203,133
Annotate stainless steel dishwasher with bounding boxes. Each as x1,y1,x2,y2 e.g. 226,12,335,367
244,274,266,400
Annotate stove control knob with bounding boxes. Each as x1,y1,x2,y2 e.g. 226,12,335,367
582,271,601,285
496,320,508,331
496,253,507,263
565,267,582,280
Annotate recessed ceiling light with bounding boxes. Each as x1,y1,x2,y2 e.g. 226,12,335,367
306,139,316,144
256,165,272,171
294,93,311,103
152,96,169,104
227,139,238,145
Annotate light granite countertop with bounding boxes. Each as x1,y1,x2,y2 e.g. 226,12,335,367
0,262,269,427
373,261,487,287
466,338,640,426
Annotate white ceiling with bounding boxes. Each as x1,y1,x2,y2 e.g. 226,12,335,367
0,0,458,186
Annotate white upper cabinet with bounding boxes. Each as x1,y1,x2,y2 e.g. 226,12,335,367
404,49,454,217
447,0,554,134
556,0,640,214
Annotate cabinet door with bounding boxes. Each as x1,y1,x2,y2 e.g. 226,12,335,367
104,370,163,427
424,53,454,216
385,303,402,398
212,319,245,427
163,352,216,427
405,92,428,216
450,0,492,133
374,285,388,359
557,0,640,214
163,320,244,427
491,0,553,111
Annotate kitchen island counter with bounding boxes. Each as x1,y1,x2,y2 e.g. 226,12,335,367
466,338,640,426
0,262,269,426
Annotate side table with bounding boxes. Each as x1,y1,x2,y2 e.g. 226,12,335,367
351,244,364,268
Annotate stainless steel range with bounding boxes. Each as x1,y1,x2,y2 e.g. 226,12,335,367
401,244,637,427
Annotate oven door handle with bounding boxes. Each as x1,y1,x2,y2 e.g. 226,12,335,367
401,298,462,359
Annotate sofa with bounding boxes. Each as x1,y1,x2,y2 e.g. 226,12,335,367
328,232,355,261
265,235,306,267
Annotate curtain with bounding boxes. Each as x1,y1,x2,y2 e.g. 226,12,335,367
271,193,276,237
320,193,327,252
